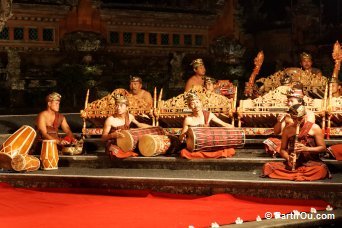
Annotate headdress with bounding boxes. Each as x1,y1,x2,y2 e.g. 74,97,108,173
204,76,216,84
130,76,142,83
285,88,304,99
288,104,306,118
113,94,128,105
46,92,61,103
190,58,204,69
300,52,312,61
186,92,200,103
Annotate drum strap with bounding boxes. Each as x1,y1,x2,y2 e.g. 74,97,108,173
52,112,64,131
124,112,130,129
203,110,210,126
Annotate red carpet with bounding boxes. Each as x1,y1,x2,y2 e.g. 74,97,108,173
0,183,330,228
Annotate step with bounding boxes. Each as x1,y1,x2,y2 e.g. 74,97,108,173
56,154,342,173
1,167,341,208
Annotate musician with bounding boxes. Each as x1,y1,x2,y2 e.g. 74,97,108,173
179,93,233,142
299,52,322,76
324,78,342,160
35,92,76,146
102,94,150,157
330,77,341,98
264,83,315,156
262,104,329,181
204,77,218,93
129,76,153,108
185,58,206,92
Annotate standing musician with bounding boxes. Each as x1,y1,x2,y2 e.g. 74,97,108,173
262,104,329,181
101,94,150,158
35,92,77,148
185,58,206,92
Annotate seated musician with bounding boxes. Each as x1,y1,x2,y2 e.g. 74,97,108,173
262,104,330,181
325,78,342,160
179,92,234,159
330,77,341,98
185,58,206,92
264,83,315,157
101,94,150,158
129,76,153,108
204,76,218,93
34,92,77,153
299,52,322,77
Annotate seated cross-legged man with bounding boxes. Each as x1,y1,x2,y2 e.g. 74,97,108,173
101,94,151,158
33,92,78,155
264,82,315,157
179,92,236,159
262,104,330,181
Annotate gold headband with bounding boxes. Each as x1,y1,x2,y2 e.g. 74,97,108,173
204,76,216,84
186,92,200,102
114,94,128,105
130,76,142,83
190,58,204,68
300,52,312,60
46,92,61,102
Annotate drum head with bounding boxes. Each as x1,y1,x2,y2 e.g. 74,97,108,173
0,153,13,170
117,130,134,152
11,154,26,171
138,135,157,157
185,128,195,152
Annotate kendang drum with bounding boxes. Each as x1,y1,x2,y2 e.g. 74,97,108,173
11,154,40,172
138,135,171,157
186,127,245,152
117,127,165,152
40,140,59,170
0,125,36,170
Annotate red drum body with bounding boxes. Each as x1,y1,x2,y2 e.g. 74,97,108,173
40,140,59,170
138,135,171,157
117,127,165,152
186,127,245,152
11,154,40,172
0,125,36,170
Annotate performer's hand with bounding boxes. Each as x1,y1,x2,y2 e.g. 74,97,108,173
179,133,186,142
277,114,286,123
59,139,70,145
294,142,307,153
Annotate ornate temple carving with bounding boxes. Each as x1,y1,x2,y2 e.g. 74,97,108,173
0,0,12,31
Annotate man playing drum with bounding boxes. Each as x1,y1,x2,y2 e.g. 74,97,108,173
179,92,234,142
179,92,236,159
35,92,77,147
102,94,151,158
